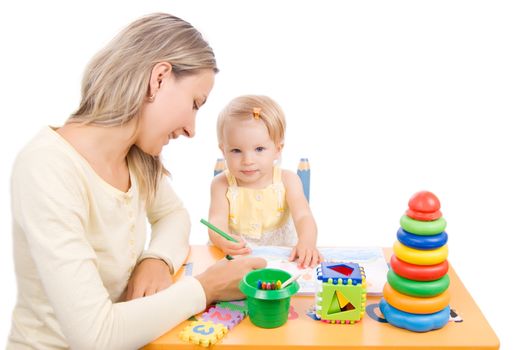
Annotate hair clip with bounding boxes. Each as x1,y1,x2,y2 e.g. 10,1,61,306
253,107,261,120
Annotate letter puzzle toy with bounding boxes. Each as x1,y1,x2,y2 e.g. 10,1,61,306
179,300,248,347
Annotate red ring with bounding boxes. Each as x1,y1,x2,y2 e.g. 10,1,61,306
405,208,442,221
390,255,449,281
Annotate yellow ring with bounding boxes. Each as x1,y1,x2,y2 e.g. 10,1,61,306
393,241,448,266
383,284,450,314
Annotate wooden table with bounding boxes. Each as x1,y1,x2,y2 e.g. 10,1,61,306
143,246,499,349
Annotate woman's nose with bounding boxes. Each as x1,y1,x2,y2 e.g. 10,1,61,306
183,127,195,138
183,115,196,138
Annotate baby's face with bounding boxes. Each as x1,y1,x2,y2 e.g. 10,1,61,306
221,118,281,188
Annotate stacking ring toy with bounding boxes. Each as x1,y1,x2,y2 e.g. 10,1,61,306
380,298,450,332
387,270,450,297
393,241,448,265
397,228,448,250
383,284,450,314
400,215,447,235
390,255,449,281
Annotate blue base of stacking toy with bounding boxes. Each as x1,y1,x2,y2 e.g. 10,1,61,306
380,298,449,332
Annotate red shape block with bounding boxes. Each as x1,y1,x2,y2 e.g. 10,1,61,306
327,264,355,276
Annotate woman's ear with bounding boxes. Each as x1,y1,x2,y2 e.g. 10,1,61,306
147,62,173,99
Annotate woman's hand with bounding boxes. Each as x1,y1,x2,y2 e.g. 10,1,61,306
124,258,172,301
195,256,266,305
289,240,323,268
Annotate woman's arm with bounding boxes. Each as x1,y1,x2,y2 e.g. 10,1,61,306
143,175,192,274
126,176,192,300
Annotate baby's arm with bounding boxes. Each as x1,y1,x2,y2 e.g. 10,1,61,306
208,173,251,256
282,170,322,268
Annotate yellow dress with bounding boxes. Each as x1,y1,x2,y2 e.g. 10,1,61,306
225,166,297,246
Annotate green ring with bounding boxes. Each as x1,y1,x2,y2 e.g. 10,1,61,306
400,215,447,235
387,269,450,297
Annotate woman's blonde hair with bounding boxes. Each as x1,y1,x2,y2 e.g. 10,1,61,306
217,95,286,148
68,13,218,205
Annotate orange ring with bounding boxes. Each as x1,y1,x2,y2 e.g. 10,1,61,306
383,283,450,314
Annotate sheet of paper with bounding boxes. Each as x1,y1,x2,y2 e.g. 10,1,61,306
250,246,388,295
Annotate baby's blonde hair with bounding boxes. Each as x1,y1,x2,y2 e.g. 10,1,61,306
68,13,217,205
217,95,286,148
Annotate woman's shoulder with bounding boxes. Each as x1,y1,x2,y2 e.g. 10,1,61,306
13,126,81,176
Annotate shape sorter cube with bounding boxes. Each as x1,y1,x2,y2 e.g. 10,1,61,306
315,262,366,324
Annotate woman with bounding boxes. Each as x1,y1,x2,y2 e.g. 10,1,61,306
8,13,265,349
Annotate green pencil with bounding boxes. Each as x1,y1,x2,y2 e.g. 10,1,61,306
200,218,237,260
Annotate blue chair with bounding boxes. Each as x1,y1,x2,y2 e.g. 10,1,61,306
213,158,310,202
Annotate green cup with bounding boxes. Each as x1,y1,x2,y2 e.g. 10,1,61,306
239,268,300,328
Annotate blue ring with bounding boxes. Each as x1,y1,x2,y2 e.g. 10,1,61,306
397,228,448,250
379,298,450,332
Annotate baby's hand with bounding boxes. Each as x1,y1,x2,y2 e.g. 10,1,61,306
217,232,252,256
289,242,323,268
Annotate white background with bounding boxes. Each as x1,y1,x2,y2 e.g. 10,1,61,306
1,1,524,348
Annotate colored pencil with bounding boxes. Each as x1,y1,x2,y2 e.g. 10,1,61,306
297,158,310,202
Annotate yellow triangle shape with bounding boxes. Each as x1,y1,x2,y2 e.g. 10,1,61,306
336,290,349,309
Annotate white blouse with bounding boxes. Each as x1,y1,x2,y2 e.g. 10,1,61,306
7,127,206,349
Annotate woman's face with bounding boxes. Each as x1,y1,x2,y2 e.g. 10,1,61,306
136,68,215,156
